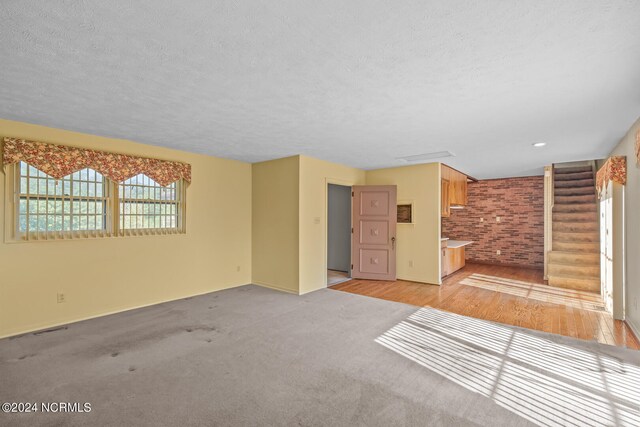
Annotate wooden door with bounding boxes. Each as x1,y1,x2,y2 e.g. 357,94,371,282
351,185,397,280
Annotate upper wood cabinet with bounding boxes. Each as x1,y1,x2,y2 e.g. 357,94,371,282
450,169,467,206
441,164,468,210
441,178,450,217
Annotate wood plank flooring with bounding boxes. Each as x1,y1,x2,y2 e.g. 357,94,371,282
330,262,640,350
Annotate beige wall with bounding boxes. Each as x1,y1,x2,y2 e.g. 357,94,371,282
610,116,640,335
251,156,300,293
0,120,444,336
366,163,441,285
298,155,365,294
0,119,252,338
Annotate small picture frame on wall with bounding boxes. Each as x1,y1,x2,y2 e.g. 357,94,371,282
397,202,413,224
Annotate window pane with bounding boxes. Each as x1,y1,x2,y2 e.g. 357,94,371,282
119,175,180,230
17,162,107,234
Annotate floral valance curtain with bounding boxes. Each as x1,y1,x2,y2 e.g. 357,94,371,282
2,137,191,187
596,156,626,195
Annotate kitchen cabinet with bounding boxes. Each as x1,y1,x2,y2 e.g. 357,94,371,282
450,170,467,206
441,179,450,217
441,246,466,278
441,240,472,278
441,240,449,276
441,164,468,210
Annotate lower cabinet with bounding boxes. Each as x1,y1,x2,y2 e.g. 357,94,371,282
441,246,465,278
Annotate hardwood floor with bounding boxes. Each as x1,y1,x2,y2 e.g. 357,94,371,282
330,262,640,350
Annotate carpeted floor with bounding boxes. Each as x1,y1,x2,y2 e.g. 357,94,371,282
1,285,639,426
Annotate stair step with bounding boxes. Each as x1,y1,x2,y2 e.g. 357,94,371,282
553,212,599,222
554,166,593,174
554,231,599,243
548,251,599,264
554,186,595,196
553,240,599,252
553,221,599,232
548,262,600,278
554,171,594,181
554,178,595,188
555,194,597,204
554,203,597,213
548,274,600,292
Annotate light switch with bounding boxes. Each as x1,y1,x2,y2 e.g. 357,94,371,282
480,218,484,222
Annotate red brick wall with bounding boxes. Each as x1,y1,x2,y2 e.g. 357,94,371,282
442,176,544,268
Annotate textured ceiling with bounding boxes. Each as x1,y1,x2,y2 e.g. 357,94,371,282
1,1,640,178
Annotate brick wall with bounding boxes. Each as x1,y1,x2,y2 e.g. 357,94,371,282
442,176,544,268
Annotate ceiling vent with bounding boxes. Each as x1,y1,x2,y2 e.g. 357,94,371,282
397,151,455,163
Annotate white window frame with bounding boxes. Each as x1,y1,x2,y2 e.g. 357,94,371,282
4,162,186,243
116,174,186,237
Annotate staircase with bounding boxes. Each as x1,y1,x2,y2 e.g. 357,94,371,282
547,165,600,292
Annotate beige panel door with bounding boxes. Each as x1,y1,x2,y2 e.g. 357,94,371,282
351,185,397,280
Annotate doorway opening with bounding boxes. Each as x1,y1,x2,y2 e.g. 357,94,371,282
327,184,352,286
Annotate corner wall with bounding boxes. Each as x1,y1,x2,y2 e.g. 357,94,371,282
0,119,252,338
365,163,441,285
251,156,300,293
610,116,640,335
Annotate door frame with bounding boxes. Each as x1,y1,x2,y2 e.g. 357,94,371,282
324,178,355,287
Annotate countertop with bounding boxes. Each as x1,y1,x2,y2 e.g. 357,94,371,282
445,240,473,248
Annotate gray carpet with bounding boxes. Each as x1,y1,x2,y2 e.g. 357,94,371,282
1,285,639,426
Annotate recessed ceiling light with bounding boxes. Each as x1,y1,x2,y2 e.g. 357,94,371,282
532,142,546,147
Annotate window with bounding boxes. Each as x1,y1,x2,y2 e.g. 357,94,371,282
118,174,183,234
9,162,185,241
16,162,109,236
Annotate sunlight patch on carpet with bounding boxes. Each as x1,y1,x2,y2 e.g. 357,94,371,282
376,308,640,426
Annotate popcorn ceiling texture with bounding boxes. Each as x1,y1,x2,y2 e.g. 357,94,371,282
1,1,640,179
442,177,544,268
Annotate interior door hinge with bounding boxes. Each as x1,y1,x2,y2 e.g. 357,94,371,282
352,191,354,197
351,264,353,269
351,227,354,233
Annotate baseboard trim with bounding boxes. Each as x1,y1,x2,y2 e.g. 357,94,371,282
626,317,640,344
253,281,299,295
0,282,247,340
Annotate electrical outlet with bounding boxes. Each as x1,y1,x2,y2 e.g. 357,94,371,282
496,216,501,222
496,250,501,255
409,260,413,268
57,293,66,304
480,218,484,222
236,266,241,272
